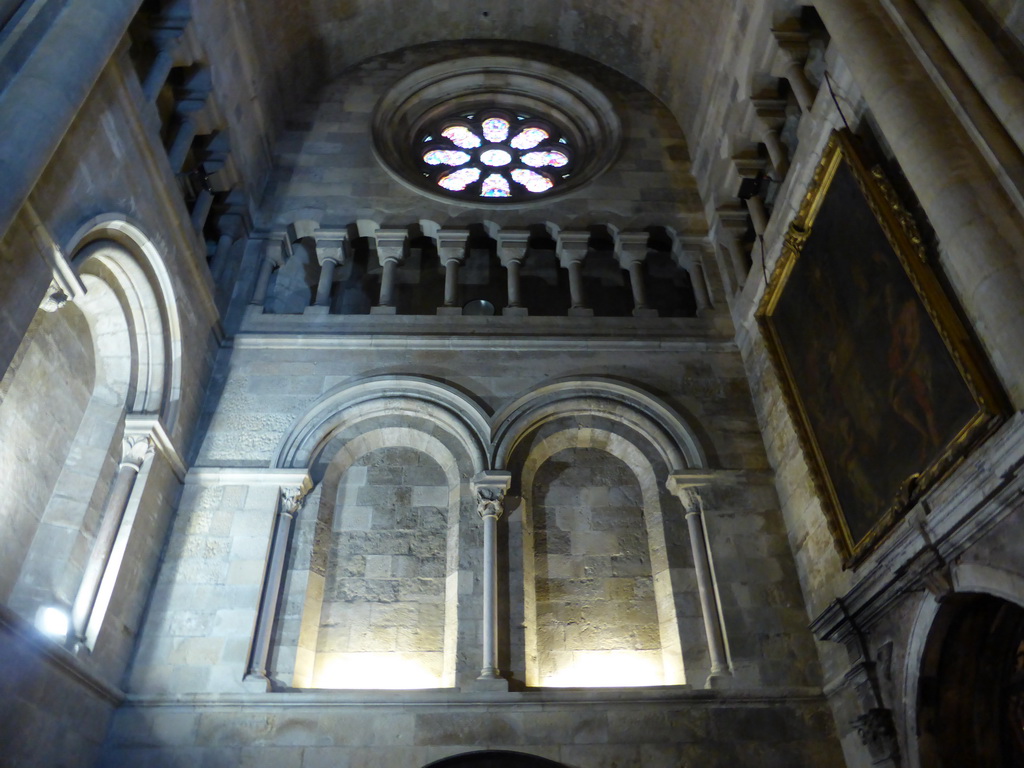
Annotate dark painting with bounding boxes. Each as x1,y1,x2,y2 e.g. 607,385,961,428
758,131,1007,564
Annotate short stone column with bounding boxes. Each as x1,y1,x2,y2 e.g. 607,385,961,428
498,231,529,316
314,236,346,308
472,470,512,686
716,206,752,293
616,232,657,317
166,70,211,171
557,231,593,316
666,473,731,687
71,434,154,641
251,238,285,305
140,0,191,101
247,481,311,686
773,31,817,113
436,230,468,315
675,245,712,312
209,210,246,283
752,100,790,179
372,230,405,314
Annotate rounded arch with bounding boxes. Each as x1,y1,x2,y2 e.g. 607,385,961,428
67,215,183,429
902,565,1024,767
423,751,568,768
274,375,490,472
491,377,707,471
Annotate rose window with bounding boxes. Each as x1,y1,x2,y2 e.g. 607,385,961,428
419,110,573,200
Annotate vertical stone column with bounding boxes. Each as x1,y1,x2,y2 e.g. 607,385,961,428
209,209,247,284
372,230,405,314
251,238,285,305
666,474,731,687
716,206,752,292
616,232,657,317
140,0,191,101
675,245,712,312
816,0,1024,406
247,482,310,685
166,70,211,171
436,230,468,315
472,470,511,686
774,32,818,113
71,434,154,641
557,231,593,316
498,231,529,315
314,236,346,308
752,99,791,178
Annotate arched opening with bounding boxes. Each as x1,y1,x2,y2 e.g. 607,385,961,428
423,751,568,768
917,593,1024,767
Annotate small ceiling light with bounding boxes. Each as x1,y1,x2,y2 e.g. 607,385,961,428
36,606,70,640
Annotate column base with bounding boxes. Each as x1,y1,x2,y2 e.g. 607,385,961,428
370,305,398,315
473,675,510,692
436,306,463,316
568,307,594,317
704,670,733,689
502,306,528,316
241,674,273,692
632,307,659,318
303,305,330,316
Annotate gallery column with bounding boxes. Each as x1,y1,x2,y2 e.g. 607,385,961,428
816,0,1024,406
498,231,529,315
373,230,406,314
557,231,592,316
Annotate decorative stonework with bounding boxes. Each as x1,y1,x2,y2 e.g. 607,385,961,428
120,434,155,471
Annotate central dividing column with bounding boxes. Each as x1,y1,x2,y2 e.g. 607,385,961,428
314,236,346,308
556,231,593,316
666,473,731,688
372,229,406,314
472,470,511,685
436,230,468,315
498,231,529,316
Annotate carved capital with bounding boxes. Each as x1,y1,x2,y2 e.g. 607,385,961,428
315,237,346,266
666,472,717,516
39,279,70,313
851,708,901,765
121,434,155,471
472,471,512,520
280,479,312,516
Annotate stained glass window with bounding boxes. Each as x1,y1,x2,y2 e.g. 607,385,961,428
481,174,511,197
418,110,573,200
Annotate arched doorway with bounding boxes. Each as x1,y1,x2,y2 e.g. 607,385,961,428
917,594,1024,767
423,751,568,768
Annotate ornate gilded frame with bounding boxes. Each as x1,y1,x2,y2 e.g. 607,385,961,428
757,129,1008,567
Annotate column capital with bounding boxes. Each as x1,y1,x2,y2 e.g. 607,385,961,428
556,231,590,268
280,477,313,516
614,231,650,268
374,229,407,264
437,230,468,265
472,471,512,520
315,236,346,266
120,434,155,472
497,230,530,267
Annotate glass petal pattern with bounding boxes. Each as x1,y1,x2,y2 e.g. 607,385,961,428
423,149,471,166
438,167,481,191
510,127,549,150
511,168,554,193
441,126,482,149
479,149,512,167
481,174,511,197
521,150,569,168
482,117,510,142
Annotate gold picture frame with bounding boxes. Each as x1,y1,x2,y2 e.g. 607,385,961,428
757,129,1009,567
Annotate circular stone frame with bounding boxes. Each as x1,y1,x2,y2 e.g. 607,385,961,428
372,56,622,207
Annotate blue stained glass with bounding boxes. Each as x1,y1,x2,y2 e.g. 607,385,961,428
442,125,482,149
480,173,511,197
510,127,549,150
511,168,554,193
423,149,471,166
482,117,510,142
521,150,569,168
438,167,481,191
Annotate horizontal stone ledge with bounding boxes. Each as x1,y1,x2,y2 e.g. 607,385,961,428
120,685,828,709
185,468,311,486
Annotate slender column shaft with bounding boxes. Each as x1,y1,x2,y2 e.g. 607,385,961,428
315,257,338,306
784,58,816,113
472,471,511,681
167,117,196,171
505,259,523,307
721,230,749,290
190,187,214,232
627,259,648,309
691,262,711,310
142,48,175,102
379,257,399,307
566,259,585,308
252,252,277,305
71,436,152,639
443,259,460,306
760,126,790,178
210,233,233,278
249,486,305,677
684,507,728,676
745,195,769,237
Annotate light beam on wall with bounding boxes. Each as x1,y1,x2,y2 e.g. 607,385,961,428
541,650,664,688
313,653,443,690
35,606,70,641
